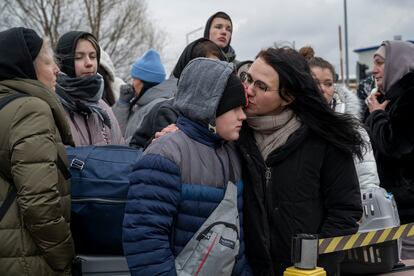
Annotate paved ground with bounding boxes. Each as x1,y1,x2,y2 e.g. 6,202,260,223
379,259,414,275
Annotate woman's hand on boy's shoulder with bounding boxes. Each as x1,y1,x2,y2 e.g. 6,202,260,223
152,124,179,143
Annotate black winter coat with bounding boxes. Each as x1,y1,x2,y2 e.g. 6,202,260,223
129,98,179,148
365,72,414,224
237,124,362,276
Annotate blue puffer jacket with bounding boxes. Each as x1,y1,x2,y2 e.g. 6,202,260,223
123,116,249,275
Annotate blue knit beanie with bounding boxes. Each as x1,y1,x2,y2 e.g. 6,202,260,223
131,49,166,83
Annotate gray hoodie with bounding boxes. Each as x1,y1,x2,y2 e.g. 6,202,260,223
173,57,234,126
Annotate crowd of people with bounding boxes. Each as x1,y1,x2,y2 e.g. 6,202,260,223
0,10,413,276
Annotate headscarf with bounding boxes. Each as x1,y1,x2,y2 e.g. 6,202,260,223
382,40,414,94
0,27,43,81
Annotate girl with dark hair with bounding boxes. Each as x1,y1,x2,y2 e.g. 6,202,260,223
204,11,237,62
237,47,364,275
55,31,124,146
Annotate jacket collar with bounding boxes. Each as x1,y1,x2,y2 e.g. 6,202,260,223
385,71,414,102
177,116,223,148
0,79,74,146
238,121,309,164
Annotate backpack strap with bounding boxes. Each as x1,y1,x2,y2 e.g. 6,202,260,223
0,184,16,222
68,146,96,171
0,92,27,110
56,155,71,180
0,93,28,222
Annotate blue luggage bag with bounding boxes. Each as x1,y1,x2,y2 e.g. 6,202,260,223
66,145,142,254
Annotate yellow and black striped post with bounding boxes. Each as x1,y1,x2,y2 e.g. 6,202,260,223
283,266,326,276
284,222,414,275
319,222,414,254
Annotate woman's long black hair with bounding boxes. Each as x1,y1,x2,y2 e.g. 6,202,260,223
258,47,365,159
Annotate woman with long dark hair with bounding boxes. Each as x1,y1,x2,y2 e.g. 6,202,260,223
238,47,364,275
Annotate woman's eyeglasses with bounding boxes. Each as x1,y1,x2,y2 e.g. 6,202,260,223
239,71,278,93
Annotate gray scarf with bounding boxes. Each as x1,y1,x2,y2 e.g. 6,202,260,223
247,109,301,161
56,72,111,128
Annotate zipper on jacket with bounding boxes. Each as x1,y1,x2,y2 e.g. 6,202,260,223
264,166,272,254
265,167,271,189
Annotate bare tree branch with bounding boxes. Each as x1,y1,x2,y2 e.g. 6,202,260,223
0,0,165,79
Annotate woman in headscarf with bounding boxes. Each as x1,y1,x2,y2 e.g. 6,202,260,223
365,40,414,259
0,27,74,275
55,31,124,146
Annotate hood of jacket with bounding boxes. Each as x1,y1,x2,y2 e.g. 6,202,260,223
0,79,74,146
383,40,414,94
56,31,100,78
99,47,116,81
172,37,210,79
173,57,234,126
0,27,41,81
333,84,362,120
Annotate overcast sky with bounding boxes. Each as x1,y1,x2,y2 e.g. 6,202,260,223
147,0,414,77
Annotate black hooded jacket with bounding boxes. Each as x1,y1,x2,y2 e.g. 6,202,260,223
365,72,414,224
237,124,362,275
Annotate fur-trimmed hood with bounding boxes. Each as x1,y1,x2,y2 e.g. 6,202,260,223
333,84,362,120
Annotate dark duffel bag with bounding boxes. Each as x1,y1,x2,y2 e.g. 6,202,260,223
66,145,142,254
